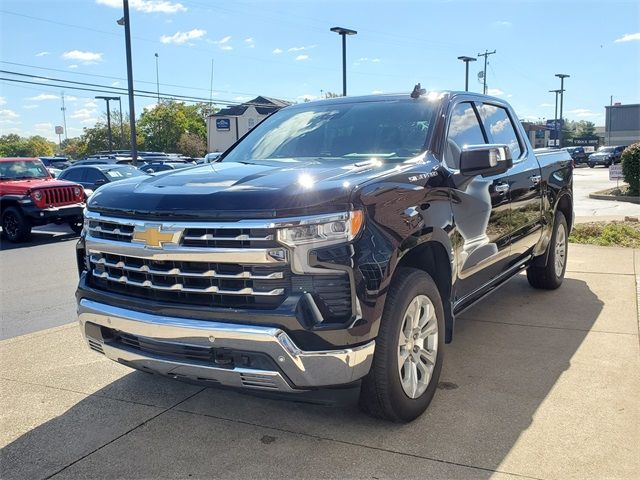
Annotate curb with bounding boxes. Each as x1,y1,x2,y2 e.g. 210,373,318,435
588,193,639,204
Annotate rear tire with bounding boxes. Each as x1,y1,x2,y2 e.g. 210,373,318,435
588,163,594,168
1,207,32,243
527,211,568,290
359,267,444,422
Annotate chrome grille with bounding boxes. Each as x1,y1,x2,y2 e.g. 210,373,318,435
43,186,78,206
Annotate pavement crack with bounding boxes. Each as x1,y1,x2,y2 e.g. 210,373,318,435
172,407,545,480
44,387,207,479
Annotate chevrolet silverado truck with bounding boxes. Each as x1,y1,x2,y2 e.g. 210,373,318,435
76,91,573,422
1,157,85,242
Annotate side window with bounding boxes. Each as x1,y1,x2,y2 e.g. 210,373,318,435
61,169,84,182
84,169,104,184
478,104,523,160
444,102,486,169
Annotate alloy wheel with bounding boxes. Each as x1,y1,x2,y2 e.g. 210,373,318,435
554,222,567,277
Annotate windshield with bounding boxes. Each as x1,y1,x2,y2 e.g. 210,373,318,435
598,147,615,152
104,166,146,180
222,99,436,163
0,160,50,180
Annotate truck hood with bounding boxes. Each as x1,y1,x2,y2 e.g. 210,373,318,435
87,158,429,219
0,177,80,195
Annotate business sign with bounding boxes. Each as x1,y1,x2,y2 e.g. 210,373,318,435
609,164,624,181
216,118,230,131
572,137,599,146
54,125,64,135
546,119,563,140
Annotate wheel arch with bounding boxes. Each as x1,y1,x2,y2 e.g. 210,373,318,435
555,192,573,234
395,238,454,343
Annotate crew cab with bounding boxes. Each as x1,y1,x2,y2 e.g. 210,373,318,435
75,91,573,422
588,145,626,167
1,157,85,242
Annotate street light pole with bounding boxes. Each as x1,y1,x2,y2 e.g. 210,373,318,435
457,56,477,92
154,53,160,103
330,26,357,97
477,49,496,95
96,96,119,153
117,96,125,148
555,74,570,148
549,89,561,147
118,0,138,165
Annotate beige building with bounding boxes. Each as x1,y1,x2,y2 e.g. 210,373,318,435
206,96,291,153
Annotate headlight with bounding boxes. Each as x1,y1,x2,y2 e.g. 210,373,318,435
73,186,82,198
32,190,43,201
277,211,364,247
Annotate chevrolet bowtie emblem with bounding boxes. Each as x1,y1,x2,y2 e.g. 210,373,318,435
132,225,182,248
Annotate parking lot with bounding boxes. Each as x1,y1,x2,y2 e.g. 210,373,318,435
1,167,639,479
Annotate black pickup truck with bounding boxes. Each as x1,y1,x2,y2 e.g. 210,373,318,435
76,90,573,422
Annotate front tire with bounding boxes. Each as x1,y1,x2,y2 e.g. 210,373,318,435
359,268,444,422
527,211,568,290
1,207,32,243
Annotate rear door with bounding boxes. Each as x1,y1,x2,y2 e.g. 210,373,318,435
478,102,543,263
444,101,513,300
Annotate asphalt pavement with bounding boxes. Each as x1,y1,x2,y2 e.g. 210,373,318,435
573,165,639,219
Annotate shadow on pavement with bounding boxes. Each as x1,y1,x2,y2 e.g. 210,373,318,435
0,230,78,251
0,277,605,479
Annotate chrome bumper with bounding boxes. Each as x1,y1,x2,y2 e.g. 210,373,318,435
78,299,375,392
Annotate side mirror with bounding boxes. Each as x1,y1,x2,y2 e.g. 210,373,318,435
94,179,107,187
460,144,513,176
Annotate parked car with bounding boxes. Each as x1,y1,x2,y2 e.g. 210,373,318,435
0,157,85,241
46,167,62,178
76,90,573,422
198,152,222,164
138,161,193,173
39,156,71,170
58,164,147,191
588,145,626,167
563,147,589,165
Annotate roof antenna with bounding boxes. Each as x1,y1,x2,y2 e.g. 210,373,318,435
411,83,426,98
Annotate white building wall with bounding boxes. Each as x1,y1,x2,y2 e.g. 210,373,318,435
207,106,265,153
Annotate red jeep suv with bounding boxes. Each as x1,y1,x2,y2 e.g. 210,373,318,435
0,157,85,242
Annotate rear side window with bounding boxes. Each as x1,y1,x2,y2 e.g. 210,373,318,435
478,104,522,159
61,169,84,182
84,169,104,184
444,102,486,169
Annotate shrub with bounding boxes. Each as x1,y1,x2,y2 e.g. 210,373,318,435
621,142,640,195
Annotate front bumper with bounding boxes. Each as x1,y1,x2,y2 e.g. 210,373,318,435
23,203,84,224
78,299,375,392
588,157,611,165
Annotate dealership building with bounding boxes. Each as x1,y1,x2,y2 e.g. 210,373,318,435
206,96,291,153
604,103,640,146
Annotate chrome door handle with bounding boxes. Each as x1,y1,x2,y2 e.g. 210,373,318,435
494,183,510,194
530,175,542,185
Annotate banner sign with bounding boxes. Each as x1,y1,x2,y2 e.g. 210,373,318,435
216,118,230,131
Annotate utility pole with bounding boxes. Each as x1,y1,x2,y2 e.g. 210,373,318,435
117,96,125,149
330,27,357,96
209,58,214,115
154,53,160,103
96,96,119,153
60,92,68,141
555,74,569,148
457,56,477,92
477,49,496,95
118,0,138,165
549,89,561,147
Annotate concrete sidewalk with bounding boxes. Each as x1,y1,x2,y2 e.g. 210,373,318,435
1,245,639,479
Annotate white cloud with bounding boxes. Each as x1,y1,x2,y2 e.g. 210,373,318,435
84,100,98,108
539,103,554,107
568,108,600,118
62,50,103,64
96,0,186,14
160,28,206,44
23,104,39,110
27,93,59,101
272,48,283,54
219,45,232,51
614,32,640,43
215,35,231,44
34,122,53,132
0,96,5,106
245,37,255,48
35,51,50,57
371,58,381,63
70,108,98,120
111,81,120,87
68,64,79,69
233,96,251,102
355,57,382,66
487,88,504,96
372,90,383,94
0,109,19,120
66,96,78,101
288,45,316,52
490,118,509,135
209,35,232,50
493,20,512,27
81,117,99,125
296,94,318,102
295,55,309,61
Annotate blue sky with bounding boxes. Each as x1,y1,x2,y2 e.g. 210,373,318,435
1,0,639,142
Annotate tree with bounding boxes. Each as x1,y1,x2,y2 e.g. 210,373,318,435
61,137,87,159
621,142,640,195
575,120,596,138
177,132,206,157
0,134,56,157
137,101,207,153
79,112,142,155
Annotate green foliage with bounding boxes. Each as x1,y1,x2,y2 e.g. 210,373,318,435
621,142,640,195
177,132,206,158
137,101,206,153
61,137,87,160
575,120,596,138
0,134,56,157
569,221,640,248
